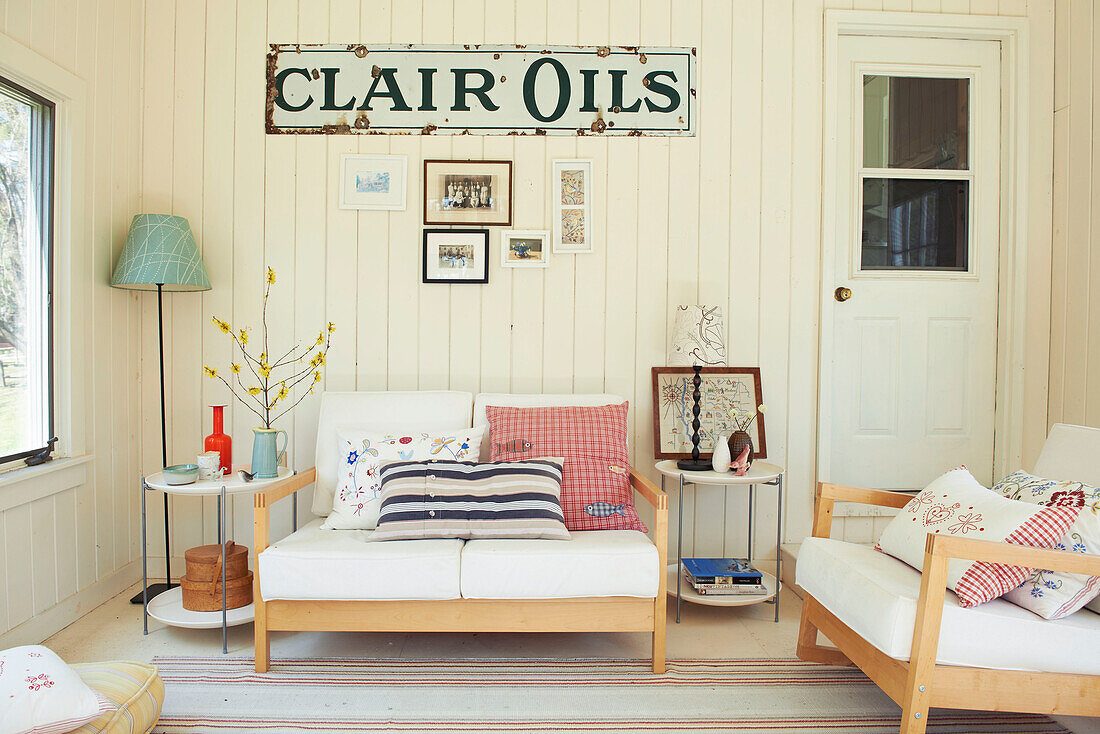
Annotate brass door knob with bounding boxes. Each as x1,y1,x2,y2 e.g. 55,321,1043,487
834,286,852,302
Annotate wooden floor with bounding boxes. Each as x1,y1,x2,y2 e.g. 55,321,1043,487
43,582,1100,734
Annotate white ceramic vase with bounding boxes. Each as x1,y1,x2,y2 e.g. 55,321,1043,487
711,433,731,473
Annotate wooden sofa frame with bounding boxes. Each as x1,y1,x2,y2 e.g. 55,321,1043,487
797,482,1100,733
253,467,669,673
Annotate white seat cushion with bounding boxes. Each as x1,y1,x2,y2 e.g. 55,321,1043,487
258,519,463,600
460,530,659,599
796,536,1100,674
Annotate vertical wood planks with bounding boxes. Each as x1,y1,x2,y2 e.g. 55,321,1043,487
202,0,239,542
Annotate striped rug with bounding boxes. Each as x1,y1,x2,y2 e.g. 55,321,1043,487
151,656,1068,733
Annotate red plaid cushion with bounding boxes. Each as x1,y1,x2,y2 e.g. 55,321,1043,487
485,403,647,532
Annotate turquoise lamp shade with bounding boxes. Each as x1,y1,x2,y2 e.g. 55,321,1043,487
110,214,211,291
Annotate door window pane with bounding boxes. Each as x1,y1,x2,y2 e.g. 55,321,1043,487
862,178,968,270
863,75,969,170
0,78,53,464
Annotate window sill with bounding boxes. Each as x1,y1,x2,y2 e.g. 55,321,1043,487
0,455,94,512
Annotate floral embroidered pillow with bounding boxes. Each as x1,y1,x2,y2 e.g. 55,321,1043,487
875,467,1080,608
322,426,485,530
991,470,1100,619
0,645,114,734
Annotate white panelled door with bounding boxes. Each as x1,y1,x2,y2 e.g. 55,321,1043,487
820,35,1001,490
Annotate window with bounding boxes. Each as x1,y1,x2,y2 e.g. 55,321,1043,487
860,75,971,271
0,76,54,466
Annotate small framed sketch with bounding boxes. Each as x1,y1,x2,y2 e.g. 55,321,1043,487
552,159,593,253
651,367,767,460
423,229,490,284
339,154,406,210
424,159,512,226
501,229,550,268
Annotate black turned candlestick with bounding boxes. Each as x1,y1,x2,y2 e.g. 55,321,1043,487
677,365,712,471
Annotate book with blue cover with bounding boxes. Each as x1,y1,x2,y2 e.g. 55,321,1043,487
682,558,762,585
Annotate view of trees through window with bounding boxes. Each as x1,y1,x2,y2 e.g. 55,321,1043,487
0,80,50,462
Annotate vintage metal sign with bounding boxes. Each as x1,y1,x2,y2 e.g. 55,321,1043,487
266,44,696,136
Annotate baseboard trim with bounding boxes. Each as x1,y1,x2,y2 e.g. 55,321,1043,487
0,559,142,647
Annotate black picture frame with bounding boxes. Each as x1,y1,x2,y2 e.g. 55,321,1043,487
422,228,490,284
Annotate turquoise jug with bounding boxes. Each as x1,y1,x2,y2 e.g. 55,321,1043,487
251,427,288,479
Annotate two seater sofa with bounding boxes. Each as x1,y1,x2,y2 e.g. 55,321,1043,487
252,391,669,673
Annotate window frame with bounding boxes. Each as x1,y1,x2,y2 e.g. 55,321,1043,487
852,63,979,280
0,73,56,467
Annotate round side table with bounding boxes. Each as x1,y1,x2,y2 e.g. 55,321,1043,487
655,459,784,624
140,466,296,654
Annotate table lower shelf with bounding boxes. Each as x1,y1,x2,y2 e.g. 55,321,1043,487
666,563,780,607
146,586,255,629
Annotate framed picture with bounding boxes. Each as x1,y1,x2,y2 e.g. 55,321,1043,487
422,229,490,284
551,159,593,253
651,367,767,460
339,154,406,210
424,159,512,226
501,229,550,268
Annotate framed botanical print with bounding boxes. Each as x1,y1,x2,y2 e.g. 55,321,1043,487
422,229,490,284
424,159,512,226
500,229,550,268
339,154,407,210
552,159,593,253
651,367,767,460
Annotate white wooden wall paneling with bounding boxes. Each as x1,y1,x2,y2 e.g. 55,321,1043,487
785,0,827,560
72,0,100,593
140,0,174,570
90,0,115,580
202,0,238,544
232,0,270,546
172,0,207,557
753,0,792,562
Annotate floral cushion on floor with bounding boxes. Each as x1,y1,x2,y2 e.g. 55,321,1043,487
991,470,1100,619
0,645,115,734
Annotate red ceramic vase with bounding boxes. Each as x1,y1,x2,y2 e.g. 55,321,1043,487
205,404,232,473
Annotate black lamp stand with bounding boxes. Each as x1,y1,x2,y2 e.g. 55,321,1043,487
130,284,177,603
677,364,712,471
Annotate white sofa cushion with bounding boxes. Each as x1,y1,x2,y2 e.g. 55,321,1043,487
796,536,1100,674
460,530,659,599
312,391,473,516
258,519,463,600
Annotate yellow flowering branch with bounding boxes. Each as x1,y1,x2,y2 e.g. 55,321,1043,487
203,266,334,428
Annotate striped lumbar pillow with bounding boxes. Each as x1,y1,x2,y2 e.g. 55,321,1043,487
369,458,570,541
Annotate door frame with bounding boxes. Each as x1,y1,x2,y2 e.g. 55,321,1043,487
817,11,1043,488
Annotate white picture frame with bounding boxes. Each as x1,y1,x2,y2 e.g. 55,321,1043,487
339,154,407,210
500,229,550,268
551,159,593,253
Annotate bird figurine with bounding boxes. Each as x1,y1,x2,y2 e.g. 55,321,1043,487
237,469,256,483
730,444,751,476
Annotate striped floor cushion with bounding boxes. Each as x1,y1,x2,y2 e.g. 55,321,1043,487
369,458,570,541
70,662,163,734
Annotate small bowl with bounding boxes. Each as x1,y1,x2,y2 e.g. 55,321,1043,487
162,464,199,485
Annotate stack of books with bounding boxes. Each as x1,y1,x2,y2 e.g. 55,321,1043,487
682,557,766,595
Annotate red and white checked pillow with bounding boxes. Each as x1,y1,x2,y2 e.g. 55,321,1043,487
875,467,1081,608
485,403,647,532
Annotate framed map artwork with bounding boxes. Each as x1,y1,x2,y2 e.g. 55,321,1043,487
651,367,766,460
552,159,593,253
